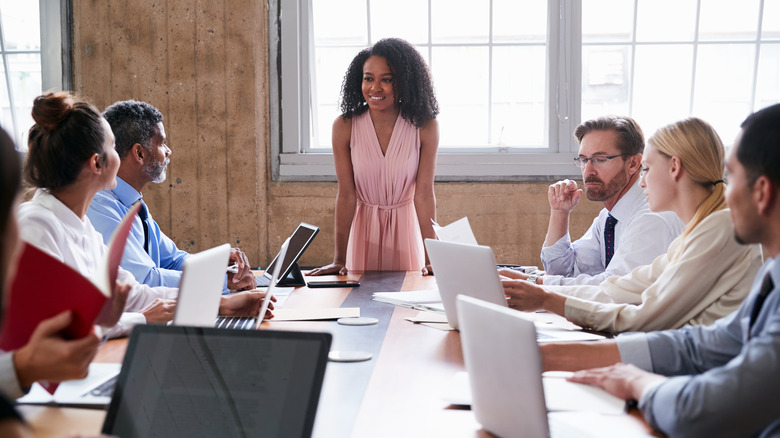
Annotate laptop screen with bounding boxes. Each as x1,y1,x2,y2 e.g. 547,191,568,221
103,326,332,438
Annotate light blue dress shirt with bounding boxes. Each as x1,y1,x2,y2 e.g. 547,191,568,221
618,258,780,437
87,177,189,288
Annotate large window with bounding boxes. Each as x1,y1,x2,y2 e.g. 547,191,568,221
271,0,780,181
0,0,69,150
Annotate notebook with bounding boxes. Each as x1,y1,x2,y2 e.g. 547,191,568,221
456,295,626,438
102,325,332,438
255,222,319,287
425,239,604,341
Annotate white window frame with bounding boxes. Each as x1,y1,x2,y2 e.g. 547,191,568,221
270,0,777,182
1,0,70,154
270,0,583,182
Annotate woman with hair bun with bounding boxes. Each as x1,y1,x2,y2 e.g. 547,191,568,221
309,38,440,276
18,92,265,338
502,117,764,334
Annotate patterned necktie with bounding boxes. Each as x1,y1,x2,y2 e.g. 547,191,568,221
138,202,151,255
604,214,618,268
749,272,774,334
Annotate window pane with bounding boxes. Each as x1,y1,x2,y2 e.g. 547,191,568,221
493,0,547,43
6,53,38,144
431,0,489,44
755,43,780,111
698,0,760,41
370,0,428,44
582,0,634,43
0,1,40,50
432,46,489,146
312,0,367,45
635,0,696,42
311,47,359,149
581,45,630,122
492,46,546,147
632,45,693,136
763,0,780,37
693,44,755,143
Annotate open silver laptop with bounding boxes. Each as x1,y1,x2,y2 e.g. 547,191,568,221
173,243,232,327
17,244,246,407
426,239,604,341
457,295,632,438
174,242,284,330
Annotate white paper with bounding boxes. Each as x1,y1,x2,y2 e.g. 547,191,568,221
373,290,445,313
432,217,478,245
443,371,626,415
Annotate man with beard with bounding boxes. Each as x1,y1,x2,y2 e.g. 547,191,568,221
544,103,780,438
87,100,256,291
508,116,683,286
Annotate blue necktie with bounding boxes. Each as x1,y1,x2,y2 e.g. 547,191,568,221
138,202,151,255
604,214,618,268
749,272,774,336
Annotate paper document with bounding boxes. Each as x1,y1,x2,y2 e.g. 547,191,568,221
443,371,625,415
372,290,445,313
271,307,359,321
542,371,626,414
432,217,478,245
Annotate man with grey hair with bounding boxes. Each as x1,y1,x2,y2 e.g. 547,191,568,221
87,100,256,291
503,115,683,286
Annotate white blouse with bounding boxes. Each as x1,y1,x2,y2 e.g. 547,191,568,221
547,209,764,333
18,190,178,337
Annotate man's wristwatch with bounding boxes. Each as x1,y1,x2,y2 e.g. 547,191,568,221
526,274,539,285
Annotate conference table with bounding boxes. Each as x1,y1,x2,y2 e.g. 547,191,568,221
18,271,662,437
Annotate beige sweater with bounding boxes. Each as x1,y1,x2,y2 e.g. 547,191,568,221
547,209,763,333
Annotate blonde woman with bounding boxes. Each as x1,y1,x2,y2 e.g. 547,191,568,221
502,117,763,333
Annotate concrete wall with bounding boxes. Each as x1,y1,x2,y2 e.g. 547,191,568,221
71,0,602,268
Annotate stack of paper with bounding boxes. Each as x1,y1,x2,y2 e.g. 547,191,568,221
372,290,445,313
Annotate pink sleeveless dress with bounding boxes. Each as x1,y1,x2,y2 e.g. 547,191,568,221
346,111,425,271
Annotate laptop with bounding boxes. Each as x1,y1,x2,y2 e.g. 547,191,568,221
17,243,256,407
456,295,625,438
173,243,232,327
255,222,319,287
102,325,332,438
425,239,508,330
425,239,604,341
173,242,285,330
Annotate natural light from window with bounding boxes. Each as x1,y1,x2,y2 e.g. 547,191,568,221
309,0,780,152
0,1,41,150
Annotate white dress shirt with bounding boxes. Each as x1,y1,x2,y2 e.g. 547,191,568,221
540,180,684,286
547,209,763,333
17,190,178,338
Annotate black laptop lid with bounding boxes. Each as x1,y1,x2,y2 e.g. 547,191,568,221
102,325,332,438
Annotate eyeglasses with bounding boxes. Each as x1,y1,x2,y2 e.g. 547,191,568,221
573,154,628,168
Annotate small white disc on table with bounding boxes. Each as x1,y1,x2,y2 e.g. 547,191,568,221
337,317,379,326
328,350,373,362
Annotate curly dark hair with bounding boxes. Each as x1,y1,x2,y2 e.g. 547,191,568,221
340,38,438,128
103,100,164,159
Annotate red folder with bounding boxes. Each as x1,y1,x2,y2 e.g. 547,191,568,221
0,202,140,394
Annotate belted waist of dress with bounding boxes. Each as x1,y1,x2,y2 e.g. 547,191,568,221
357,197,414,210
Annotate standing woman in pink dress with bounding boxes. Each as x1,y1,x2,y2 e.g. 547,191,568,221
309,38,439,276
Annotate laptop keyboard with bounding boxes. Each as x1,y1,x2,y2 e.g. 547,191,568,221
255,275,270,287
84,375,118,398
215,316,257,330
